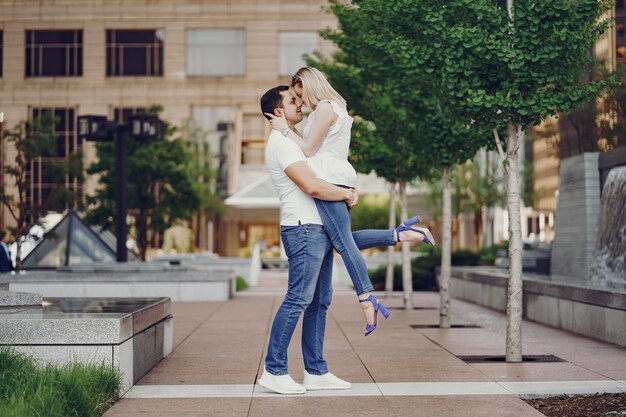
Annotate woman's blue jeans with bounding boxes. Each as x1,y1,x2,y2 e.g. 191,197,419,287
265,222,395,376
315,198,384,295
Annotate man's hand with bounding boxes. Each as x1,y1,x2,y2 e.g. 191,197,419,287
284,161,355,202
347,188,359,209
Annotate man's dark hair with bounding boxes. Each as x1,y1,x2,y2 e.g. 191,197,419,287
0,231,6,240
260,85,289,121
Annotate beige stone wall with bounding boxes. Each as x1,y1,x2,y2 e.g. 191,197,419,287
0,0,336,255
532,117,560,213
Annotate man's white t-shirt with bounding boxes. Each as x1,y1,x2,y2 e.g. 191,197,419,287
265,130,323,226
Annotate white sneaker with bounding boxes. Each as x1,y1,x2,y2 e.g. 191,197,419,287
257,368,306,395
302,370,351,391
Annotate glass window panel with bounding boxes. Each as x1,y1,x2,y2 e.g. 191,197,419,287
617,19,626,43
242,114,265,140
41,46,67,76
122,46,149,75
278,32,318,76
192,106,238,157
25,30,82,77
186,29,245,76
113,107,147,124
106,29,163,76
27,107,81,223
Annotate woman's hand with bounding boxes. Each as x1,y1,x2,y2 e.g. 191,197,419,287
264,112,288,132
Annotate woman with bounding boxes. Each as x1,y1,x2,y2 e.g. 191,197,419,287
266,67,435,336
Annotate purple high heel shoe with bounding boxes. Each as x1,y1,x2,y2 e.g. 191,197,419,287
359,295,391,336
396,215,435,246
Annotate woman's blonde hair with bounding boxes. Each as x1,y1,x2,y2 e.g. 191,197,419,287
291,66,346,109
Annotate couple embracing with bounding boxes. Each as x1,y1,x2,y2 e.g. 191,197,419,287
257,67,435,395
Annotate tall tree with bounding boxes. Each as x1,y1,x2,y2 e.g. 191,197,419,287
86,107,201,260
307,8,432,309
315,0,493,319
0,112,83,270
370,0,615,360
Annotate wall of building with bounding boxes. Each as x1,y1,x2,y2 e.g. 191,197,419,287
0,0,336,256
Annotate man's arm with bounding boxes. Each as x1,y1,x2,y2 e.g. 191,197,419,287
284,161,355,205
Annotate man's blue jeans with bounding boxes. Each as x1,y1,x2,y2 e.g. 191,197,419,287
265,223,395,376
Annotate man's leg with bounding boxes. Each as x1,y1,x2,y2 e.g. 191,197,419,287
301,243,333,375
300,235,352,390
261,224,328,393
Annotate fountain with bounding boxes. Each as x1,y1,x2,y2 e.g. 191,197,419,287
590,166,626,289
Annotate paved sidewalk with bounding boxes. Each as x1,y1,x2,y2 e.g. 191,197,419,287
104,270,626,417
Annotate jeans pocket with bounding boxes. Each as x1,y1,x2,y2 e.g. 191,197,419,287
281,228,304,258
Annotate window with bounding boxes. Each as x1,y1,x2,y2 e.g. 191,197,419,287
192,106,237,197
25,30,83,77
186,29,245,76
0,30,3,77
241,114,265,165
617,18,626,62
106,29,163,76
27,108,82,222
279,32,318,76
113,107,147,124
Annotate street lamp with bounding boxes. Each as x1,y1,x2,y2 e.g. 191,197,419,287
130,114,163,142
78,113,163,262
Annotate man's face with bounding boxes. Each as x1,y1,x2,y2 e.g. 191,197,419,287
292,83,308,108
278,90,303,125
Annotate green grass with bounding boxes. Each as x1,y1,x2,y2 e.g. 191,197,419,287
0,346,122,417
236,276,249,292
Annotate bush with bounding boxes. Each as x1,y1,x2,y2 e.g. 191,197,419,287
350,195,396,233
0,347,121,417
236,276,249,291
368,246,480,292
478,241,508,265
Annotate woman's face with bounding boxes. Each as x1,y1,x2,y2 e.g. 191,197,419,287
292,83,309,109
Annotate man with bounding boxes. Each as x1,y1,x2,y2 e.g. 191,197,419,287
0,231,14,273
257,86,356,394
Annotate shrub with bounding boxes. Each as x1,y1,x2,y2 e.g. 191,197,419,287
368,246,480,291
478,241,509,265
0,347,121,417
236,276,249,291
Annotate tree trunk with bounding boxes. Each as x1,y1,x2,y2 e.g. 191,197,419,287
385,182,397,297
455,179,461,250
15,223,22,272
474,210,482,250
399,181,413,310
138,211,148,261
505,125,524,362
439,166,452,328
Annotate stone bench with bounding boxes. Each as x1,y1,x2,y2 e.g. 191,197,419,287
0,296,172,392
448,266,626,347
8,266,235,302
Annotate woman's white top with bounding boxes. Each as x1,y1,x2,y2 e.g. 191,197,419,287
303,100,358,188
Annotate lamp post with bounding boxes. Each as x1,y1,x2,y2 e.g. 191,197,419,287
0,112,4,232
78,114,163,262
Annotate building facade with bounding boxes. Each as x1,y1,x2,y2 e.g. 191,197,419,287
528,4,621,244
0,0,337,256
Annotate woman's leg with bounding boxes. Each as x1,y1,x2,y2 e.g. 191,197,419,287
314,199,382,330
314,199,373,295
